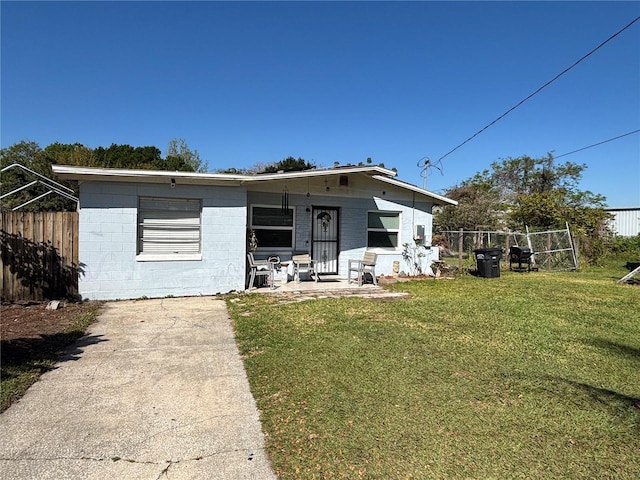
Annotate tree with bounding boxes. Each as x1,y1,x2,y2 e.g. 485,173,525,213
438,153,607,231
434,153,611,264
510,190,566,230
261,156,316,174
434,180,503,232
44,140,204,172
41,142,96,167
486,154,607,230
92,144,163,170
1,139,209,211
0,140,42,167
488,154,588,202
0,141,77,211
165,138,207,173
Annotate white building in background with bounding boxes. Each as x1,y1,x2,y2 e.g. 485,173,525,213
606,207,640,237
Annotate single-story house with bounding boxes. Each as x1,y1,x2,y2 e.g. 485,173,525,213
53,164,457,300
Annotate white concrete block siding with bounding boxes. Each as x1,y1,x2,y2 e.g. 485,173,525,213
78,181,247,300
247,190,439,278
339,195,439,276
53,164,455,300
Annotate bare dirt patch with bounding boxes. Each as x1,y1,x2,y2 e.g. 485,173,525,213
1,301,100,366
1,300,102,411
1,301,96,342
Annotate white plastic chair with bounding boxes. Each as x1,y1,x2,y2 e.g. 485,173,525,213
247,253,271,288
348,252,378,286
292,253,318,282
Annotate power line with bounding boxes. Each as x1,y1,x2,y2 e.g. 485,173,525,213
554,129,640,159
436,16,640,164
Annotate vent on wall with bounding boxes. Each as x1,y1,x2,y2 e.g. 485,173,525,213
339,175,348,186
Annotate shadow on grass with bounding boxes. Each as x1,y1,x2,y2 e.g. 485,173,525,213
562,379,638,407
586,338,640,363
542,375,640,422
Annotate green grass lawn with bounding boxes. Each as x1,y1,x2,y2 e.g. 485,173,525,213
229,266,640,479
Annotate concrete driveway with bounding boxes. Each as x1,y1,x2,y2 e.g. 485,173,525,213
0,297,277,479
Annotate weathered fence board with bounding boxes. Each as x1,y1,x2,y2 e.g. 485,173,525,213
1,211,80,301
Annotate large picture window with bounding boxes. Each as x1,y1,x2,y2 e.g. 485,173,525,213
137,197,202,260
367,211,400,249
250,205,294,249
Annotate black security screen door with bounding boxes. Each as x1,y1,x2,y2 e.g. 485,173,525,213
312,207,339,275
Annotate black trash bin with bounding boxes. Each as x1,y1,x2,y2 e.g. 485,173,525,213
473,247,502,278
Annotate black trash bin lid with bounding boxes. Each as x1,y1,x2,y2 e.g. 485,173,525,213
473,247,503,256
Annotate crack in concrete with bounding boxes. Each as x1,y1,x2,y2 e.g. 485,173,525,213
145,298,180,347
154,449,256,479
0,455,159,464
1,447,256,478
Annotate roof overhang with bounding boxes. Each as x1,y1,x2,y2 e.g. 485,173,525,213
246,165,397,182
52,164,457,205
372,175,458,206
52,165,397,185
604,206,640,211
51,165,246,186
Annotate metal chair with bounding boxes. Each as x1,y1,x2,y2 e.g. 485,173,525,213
348,252,378,286
509,246,534,272
292,253,318,282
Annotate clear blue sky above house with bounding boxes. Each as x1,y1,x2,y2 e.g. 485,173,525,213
2,1,639,207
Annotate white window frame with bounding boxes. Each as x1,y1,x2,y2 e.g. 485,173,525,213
367,210,401,252
136,196,202,262
250,204,296,253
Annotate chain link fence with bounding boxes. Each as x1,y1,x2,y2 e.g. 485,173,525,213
435,225,578,272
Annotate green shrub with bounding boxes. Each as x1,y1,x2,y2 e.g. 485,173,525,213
605,234,640,261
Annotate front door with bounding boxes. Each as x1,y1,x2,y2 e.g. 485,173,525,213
312,207,339,275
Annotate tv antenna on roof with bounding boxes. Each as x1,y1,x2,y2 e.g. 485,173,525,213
417,157,443,190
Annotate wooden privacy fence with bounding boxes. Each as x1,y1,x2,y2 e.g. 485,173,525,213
1,211,80,301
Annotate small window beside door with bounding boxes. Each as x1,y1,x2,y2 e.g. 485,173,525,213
250,205,295,250
367,211,400,250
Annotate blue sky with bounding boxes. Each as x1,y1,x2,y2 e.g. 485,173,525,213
2,1,639,207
